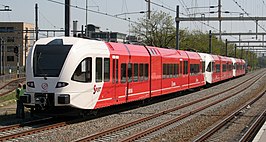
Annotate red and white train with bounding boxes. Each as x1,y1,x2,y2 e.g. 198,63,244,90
21,37,246,114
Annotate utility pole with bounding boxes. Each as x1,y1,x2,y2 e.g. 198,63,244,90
65,0,70,36
85,0,88,37
209,30,212,54
25,29,28,70
218,0,222,41
0,38,2,75
234,44,237,58
147,0,151,19
225,39,228,56
35,3,39,41
176,5,179,50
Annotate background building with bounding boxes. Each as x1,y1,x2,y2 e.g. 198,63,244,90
0,22,34,75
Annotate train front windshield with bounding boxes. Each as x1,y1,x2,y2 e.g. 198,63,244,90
33,44,72,77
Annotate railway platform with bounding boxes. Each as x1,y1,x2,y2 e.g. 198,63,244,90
253,121,266,142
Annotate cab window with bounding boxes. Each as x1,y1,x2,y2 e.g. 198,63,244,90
71,57,92,82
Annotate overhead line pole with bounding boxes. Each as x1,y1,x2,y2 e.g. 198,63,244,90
176,5,179,50
65,0,70,36
147,0,151,19
35,3,39,41
85,0,88,37
218,0,222,41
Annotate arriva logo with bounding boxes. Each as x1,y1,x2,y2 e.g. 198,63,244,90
93,85,102,94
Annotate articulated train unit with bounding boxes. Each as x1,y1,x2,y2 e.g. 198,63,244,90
21,37,246,115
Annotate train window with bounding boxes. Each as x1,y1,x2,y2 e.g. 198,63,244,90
216,64,221,73
176,64,179,77
128,63,132,82
139,64,144,81
206,62,212,72
71,57,92,83
202,61,205,73
169,64,172,78
133,63,138,82
173,64,177,77
228,64,233,71
96,58,103,82
166,64,170,78
104,58,110,82
183,61,188,75
222,64,227,72
121,63,127,83
144,64,149,80
180,61,183,75
33,44,72,77
112,59,118,83
163,64,167,79
190,64,200,75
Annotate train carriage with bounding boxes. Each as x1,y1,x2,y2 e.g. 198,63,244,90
219,56,233,80
21,37,245,115
184,51,205,88
146,46,162,97
240,59,246,75
157,48,184,95
210,55,221,83
198,53,214,84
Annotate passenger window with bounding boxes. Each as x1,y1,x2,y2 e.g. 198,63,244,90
184,61,188,75
112,59,118,83
144,64,148,80
180,61,183,75
104,58,110,82
133,63,138,82
71,57,92,82
216,64,221,73
96,58,102,82
169,64,173,78
128,63,132,82
121,63,127,83
139,64,144,81
163,64,167,79
202,61,205,73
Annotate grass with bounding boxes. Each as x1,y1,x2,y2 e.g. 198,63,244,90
0,91,16,104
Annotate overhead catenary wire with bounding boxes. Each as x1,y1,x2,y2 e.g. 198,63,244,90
232,0,266,32
39,11,60,29
46,0,138,24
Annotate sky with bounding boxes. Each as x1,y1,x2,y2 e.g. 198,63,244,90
1,0,266,42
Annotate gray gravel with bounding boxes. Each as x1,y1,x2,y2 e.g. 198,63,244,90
3,69,265,142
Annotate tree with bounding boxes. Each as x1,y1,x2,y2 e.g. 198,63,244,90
131,11,176,47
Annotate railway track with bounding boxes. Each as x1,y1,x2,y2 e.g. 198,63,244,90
193,90,266,142
74,70,265,141
0,117,71,141
0,71,263,141
0,117,52,133
240,107,266,142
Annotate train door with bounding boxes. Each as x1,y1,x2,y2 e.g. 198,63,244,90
112,56,119,102
113,55,130,104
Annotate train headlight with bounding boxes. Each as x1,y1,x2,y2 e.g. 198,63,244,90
27,82,35,88
56,82,69,88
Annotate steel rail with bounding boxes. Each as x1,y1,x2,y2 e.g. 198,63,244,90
75,71,264,142
0,121,68,141
0,117,52,132
120,85,265,142
239,105,266,142
193,90,266,142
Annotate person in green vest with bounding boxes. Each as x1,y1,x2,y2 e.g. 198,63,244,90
16,83,25,118
16,83,22,118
